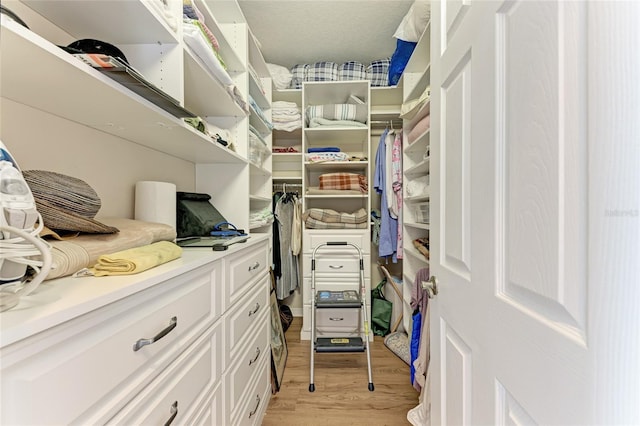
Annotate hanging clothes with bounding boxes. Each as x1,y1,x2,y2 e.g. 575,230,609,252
411,266,430,392
374,129,398,262
274,191,300,300
385,130,397,219
392,130,403,259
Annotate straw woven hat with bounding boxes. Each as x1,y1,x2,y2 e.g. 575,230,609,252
22,170,118,235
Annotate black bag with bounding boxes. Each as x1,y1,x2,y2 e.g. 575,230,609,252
371,280,393,336
176,192,227,238
279,304,293,333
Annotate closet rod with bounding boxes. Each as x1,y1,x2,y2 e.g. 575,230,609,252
370,119,403,129
273,183,302,192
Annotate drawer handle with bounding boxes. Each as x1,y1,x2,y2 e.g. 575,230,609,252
164,401,178,426
249,395,261,418
133,316,177,352
329,264,344,269
248,302,261,317
249,347,261,366
329,317,345,321
248,261,261,272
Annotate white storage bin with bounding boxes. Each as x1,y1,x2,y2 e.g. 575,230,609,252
414,202,429,223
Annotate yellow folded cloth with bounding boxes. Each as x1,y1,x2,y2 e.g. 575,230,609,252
90,241,182,276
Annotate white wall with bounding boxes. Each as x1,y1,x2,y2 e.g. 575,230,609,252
1,99,195,219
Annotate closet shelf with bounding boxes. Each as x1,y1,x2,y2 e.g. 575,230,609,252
405,158,430,176
304,161,368,171
22,0,179,44
304,194,368,199
404,64,431,104
183,46,247,117
405,193,430,203
273,128,302,138
249,162,271,176
404,130,430,156
272,152,302,157
1,20,246,165
405,222,430,231
404,245,430,264
249,195,271,203
250,74,270,110
249,106,272,136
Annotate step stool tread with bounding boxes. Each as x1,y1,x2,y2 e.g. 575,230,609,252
315,337,365,353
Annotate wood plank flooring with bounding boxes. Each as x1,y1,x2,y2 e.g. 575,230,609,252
262,317,419,426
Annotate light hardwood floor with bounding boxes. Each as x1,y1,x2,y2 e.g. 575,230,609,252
262,317,419,426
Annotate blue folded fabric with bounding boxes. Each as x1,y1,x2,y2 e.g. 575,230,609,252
307,147,340,153
389,39,417,85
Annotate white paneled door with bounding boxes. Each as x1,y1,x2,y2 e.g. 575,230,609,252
428,1,640,425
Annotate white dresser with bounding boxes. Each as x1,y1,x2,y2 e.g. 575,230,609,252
0,236,271,426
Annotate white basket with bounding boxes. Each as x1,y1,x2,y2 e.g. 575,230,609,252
414,202,429,224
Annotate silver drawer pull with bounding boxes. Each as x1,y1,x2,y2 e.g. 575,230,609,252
248,347,261,366
248,261,260,272
248,302,261,317
329,264,344,269
249,395,261,418
163,401,178,426
329,317,344,321
133,316,177,352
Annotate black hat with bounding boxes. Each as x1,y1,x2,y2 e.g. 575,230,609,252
65,39,129,65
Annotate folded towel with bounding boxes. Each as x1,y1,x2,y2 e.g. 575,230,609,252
89,241,182,276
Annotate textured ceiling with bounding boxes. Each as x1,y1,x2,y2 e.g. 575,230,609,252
237,0,414,69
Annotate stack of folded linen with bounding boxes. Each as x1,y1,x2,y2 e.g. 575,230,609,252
250,206,274,228
272,101,302,132
303,208,368,229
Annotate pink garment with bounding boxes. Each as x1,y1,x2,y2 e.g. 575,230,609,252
407,114,430,144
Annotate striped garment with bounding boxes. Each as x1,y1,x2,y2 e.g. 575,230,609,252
318,173,368,193
367,58,391,87
306,61,338,81
305,207,368,224
305,217,368,229
305,103,368,124
338,61,367,81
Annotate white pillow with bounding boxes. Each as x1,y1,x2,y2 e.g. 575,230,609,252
393,1,431,43
267,63,293,90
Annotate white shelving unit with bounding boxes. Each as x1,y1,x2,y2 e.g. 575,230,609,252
298,80,373,340
400,19,432,334
0,0,272,423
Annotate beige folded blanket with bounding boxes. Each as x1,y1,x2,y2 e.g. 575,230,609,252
46,217,176,280
89,241,182,276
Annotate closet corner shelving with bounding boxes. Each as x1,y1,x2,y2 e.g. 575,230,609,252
299,80,373,341
401,19,431,334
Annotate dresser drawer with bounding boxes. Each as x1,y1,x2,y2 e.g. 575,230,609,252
230,351,271,426
107,321,222,425
303,254,371,277
303,305,361,336
0,264,218,426
185,382,223,426
225,240,269,307
226,274,270,358
226,314,269,416
303,230,370,254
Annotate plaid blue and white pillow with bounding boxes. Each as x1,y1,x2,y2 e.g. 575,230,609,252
367,58,391,87
338,61,367,81
289,64,308,89
306,61,338,82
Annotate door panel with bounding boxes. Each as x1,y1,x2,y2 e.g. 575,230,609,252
496,0,588,338
441,51,472,281
441,319,472,426
429,1,601,425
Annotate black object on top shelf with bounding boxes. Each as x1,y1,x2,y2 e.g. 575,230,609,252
73,53,197,119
